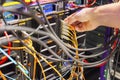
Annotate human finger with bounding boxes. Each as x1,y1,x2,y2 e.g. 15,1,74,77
75,24,84,32
64,12,79,25
65,8,92,25
74,22,89,32
64,12,77,21
71,21,81,27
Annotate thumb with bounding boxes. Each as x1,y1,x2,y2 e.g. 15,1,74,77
64,12,78,24
64,8,92,25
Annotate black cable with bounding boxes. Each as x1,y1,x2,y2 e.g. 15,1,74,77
17,0,51,33
0,0,67,62
1,11,67,62
0,35,17,45
108,58,111,80
0,25,117,67
35,0,56,33
31,35,117,67
12,31,68,61
0,25,118,67
0,0,118,65
112,46,120,80
0,1,106,52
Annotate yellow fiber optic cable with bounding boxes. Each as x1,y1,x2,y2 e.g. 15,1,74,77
24,47,46,80
39,55,65,80
33,53,37,80
24,38,65,80
22,38,46,80
71,25,85,80
15,36,65,80
61,20,85,80
1,45,25,50
0,71,7,80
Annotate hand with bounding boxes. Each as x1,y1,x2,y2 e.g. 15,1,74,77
64,8,100,32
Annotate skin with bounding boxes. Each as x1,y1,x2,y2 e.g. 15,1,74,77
64,1,120,32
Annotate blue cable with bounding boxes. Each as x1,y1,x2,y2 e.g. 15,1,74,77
3,74,16,80
0,48,17,64
0,48,31,80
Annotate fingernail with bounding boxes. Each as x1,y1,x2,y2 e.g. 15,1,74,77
75,26,79,31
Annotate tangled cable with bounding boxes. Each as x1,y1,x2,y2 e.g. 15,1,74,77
0,0,118,80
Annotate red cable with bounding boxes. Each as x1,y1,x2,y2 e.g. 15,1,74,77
77,0,96,8
86,0,97,7
96,28,119,67
111,28,119,49
0,31,12,65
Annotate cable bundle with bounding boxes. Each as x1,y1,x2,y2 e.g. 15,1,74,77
0,0,119,80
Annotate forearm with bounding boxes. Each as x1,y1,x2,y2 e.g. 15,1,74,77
93,2,120,28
